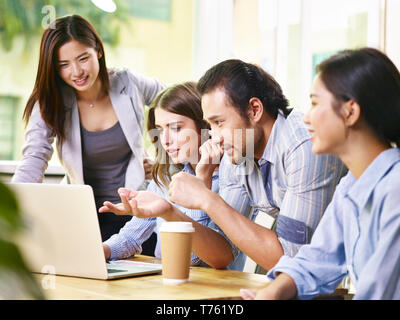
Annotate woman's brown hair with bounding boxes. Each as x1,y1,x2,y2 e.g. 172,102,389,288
147,82,210,189
23,14,110,145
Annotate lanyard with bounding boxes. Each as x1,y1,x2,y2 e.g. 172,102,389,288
249,162,279,230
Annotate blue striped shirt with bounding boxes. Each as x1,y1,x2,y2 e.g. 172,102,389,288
268,148,400,300
104,163,218,265
217,109,347,271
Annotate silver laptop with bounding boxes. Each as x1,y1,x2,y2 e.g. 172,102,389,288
7,183,162,280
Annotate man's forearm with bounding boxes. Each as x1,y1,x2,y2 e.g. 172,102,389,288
163,205,234,269
202,191,284,271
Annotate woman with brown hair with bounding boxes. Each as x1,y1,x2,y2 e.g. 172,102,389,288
12,15,164,244
101,81,225,265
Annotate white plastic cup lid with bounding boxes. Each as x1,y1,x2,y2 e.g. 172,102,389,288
159,221,195,233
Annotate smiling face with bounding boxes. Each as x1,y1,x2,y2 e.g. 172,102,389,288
304,75,347,155
154,107,201,165
56,40,101,93
201,88,259,164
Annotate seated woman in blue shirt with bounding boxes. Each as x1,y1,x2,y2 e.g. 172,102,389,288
101,82,225,266
241,47,400,300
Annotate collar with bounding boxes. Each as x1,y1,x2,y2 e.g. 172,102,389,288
230,113,282,177
182,163,195,175
108,68,128,95
346,148,400,210
258,112,285,166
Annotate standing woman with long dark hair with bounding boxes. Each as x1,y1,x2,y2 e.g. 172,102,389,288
12,15,164,245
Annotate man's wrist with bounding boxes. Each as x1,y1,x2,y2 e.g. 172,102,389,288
200,188,219,213
195,172,213,189
196,165,214,177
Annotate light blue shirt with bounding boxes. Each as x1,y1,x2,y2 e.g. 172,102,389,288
268,148,400,300
218,109,347,271
104,163,219,265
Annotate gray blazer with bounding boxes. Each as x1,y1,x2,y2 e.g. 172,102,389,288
12,69,164,190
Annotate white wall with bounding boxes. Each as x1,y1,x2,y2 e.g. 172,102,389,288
385,0,400,69
192,0,233,80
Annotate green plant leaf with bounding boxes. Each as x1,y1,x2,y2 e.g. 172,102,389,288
0,0,132,52
0,182,44,300
0,240,45,299
0,181,22,236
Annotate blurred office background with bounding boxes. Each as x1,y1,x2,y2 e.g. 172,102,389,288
1,0,399,181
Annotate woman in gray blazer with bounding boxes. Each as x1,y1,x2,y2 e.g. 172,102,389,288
12,15,164,246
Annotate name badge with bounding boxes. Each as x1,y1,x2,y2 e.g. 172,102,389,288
252,207,277,231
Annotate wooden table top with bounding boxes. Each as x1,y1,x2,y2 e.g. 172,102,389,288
34,255,270,300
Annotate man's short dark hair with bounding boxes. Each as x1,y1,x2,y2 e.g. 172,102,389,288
197,59,290,119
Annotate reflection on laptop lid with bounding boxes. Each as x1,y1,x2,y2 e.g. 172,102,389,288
7,183,161,280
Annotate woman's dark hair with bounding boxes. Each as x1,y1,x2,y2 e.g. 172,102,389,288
317,47,400,147
197,59,290,119
147,82,210,188
23,14,110,145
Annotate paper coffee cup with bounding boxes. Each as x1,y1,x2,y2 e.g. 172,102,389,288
159,222,195,285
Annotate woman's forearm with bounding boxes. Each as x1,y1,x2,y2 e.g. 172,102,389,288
255,273,298,300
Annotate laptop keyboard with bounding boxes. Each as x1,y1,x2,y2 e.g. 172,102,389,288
107,268,127,274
